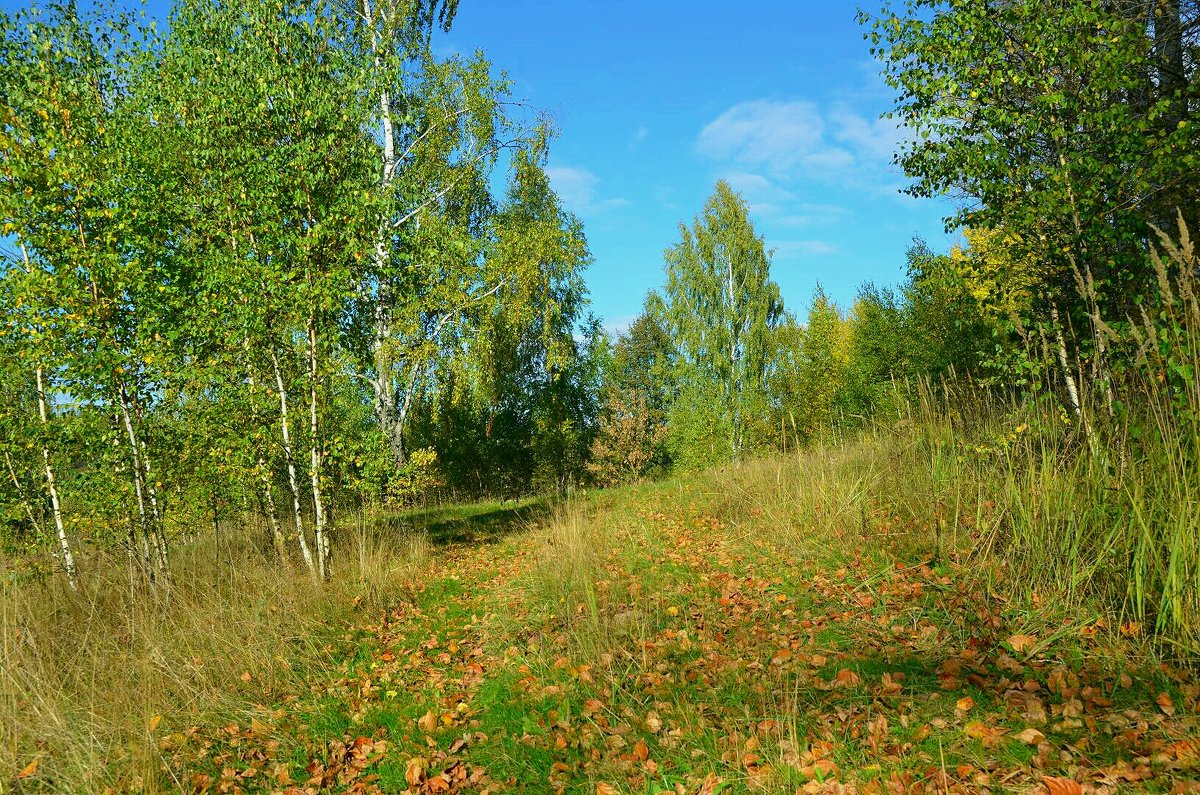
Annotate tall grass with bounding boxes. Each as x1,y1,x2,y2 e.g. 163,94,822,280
531,224,1200,657
877,223,1200,656
0,521,429,793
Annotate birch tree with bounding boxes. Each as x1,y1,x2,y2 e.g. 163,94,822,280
660,181,783,464
1,2,174,588
153,0,378,577
340,0,561,471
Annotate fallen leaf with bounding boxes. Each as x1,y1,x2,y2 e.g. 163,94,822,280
418,710,438,733
1157,692,1176,717
956,696,976,712
800,758,839,780
147,715,162,733
405,757,426,787
596,783,620,795
964,721,1006,747
1043,775,1083,795
698,772,722,794
632,739,649,762
1008,634,1037,654
832,668,861,688
15,759,38,779
1013,728,1046,745
240,671,252,683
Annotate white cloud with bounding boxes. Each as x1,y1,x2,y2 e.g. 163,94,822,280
718,172,849,229
696,99,907,186
547,165,629,216
773,240,838,258
775,203,849,228
720,171,795,205
830,106,905,162
697,101,828,176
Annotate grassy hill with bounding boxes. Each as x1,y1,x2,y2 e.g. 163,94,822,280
4,437,1199,794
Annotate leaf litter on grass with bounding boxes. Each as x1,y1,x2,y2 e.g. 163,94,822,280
160,481,1198,795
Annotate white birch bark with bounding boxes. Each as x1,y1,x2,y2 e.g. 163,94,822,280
271,348,317,575
307,318,330,579
36,366,77,590
116,379,166,587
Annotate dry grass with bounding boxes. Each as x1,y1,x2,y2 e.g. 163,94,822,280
0,520,429,793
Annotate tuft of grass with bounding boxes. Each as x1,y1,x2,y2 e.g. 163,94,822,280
0,521,427,793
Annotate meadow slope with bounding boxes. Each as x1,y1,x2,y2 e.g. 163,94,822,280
6,447,1200,794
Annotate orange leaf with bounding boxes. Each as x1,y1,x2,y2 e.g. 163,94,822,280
1042,775,1083,795
832,668,861,688
1157,692,1176,717
1007,634,1037,654
596,783,620,795
799,758,839,780
147,714,162,733
15,759,39,779
405,757,425,787
632,739,649,762
964,721,1005,747
1013,728,1045,745
698,772,723,795
417,710,438,733
956,696,975,712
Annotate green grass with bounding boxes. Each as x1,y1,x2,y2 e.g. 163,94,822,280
6,421,1199,792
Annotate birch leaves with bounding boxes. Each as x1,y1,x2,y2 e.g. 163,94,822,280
0,0,580,584
660,181,783,466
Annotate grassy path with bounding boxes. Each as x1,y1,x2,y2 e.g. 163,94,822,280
173,468,1199,795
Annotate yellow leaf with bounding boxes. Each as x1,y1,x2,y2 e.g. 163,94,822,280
147,714,162,733
956,696,975,712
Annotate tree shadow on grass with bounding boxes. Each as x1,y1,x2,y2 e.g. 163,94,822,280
397,497,556,547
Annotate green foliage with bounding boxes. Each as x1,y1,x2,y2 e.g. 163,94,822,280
658,181,783,465
0,0,598,580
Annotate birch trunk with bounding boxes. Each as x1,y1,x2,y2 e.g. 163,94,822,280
1050,304,1098,453
35,366,77,589
366,0,408,469
246,362,288,561
137,430,168,574
272,348,317,576
116,379,167,588
308,317,331,579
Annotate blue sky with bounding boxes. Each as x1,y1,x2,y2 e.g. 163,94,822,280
3,0,961,331
441,1,960,331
